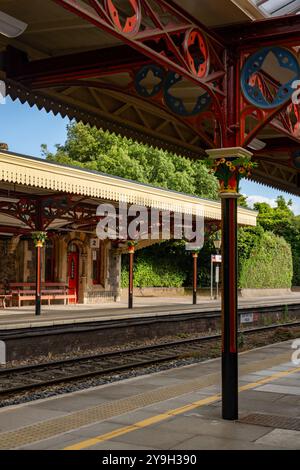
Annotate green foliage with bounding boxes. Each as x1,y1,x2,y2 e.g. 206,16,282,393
238,225,264,277
121,256,186,288
254,196,300,286
239,231,293,289
238,195,249,208
43,122,219,199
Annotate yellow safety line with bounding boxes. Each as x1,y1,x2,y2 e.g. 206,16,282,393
64,365,300,451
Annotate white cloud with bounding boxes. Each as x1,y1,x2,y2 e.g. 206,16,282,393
245,195,300,215
245,195,277,208
292,200,300,216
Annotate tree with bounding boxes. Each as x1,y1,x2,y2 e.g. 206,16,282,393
238,195,249,208
42,122,219,200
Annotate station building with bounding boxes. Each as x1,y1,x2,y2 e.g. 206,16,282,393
0,150,256,305
0,0,299,420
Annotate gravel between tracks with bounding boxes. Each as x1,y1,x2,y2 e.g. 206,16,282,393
0,325,299,409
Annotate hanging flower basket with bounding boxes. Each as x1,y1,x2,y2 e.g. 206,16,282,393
209,156,257,194
127,240,138,253
32,231,48,248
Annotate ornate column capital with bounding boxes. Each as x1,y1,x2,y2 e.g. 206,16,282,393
32,231,47,248
206,147,255,197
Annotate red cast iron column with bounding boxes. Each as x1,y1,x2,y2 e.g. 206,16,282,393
192,252,198,305
128,243,135,309
207,147,254,420
32,232,47,316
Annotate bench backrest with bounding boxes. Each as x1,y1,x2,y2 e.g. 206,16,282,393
0,282,68,291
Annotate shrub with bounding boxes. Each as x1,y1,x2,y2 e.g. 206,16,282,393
239,231,293,289
121,257,186,288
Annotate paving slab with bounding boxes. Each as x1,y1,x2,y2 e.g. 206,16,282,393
0,407,67,432
147,415,270,442
254,429,300,449
173,434,278,450
0,340,300,450
107,427,195,449
255,384,300,396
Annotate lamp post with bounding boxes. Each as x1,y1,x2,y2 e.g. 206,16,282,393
213,231,221,254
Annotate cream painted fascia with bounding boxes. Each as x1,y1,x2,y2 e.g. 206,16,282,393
230,0,267,20
0,152,257,227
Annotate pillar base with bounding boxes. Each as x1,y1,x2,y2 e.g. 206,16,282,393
222,352,238,420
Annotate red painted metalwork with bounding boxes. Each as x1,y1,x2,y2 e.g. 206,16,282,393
184,29,209,79
0,195,99,230
105,0,141,35
192,252,198,305
31,78,217,148
5,45,147,85
36,244,42,315
0,198,37,229
238,46,300,147
53,0,226,139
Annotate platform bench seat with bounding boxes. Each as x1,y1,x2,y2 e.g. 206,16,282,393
0,283,76,307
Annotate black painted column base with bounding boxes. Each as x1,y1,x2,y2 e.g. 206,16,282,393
222,351,238,420
35,296,41,316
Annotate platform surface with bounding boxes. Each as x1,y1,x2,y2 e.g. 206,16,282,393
0,340,300,450
0,293,300,330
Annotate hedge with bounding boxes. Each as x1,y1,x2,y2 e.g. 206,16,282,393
121,257,186,288
239,231,293,289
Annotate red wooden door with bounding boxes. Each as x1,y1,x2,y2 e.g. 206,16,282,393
68,251,79,303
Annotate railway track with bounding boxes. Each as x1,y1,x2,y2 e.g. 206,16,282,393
0,321,299,397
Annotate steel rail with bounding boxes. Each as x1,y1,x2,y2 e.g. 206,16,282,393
0,321,299,397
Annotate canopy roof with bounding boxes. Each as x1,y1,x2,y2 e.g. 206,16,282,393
0,151,257,235
0,1,299,196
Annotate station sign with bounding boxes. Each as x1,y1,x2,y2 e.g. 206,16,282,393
211,254,222,263
90,238,100,249
240,313,254,324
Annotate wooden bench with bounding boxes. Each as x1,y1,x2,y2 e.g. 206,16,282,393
0,283,76,307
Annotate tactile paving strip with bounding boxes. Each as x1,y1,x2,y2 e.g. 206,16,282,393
0,350,291,449
0,372,220,449
240,413,300,431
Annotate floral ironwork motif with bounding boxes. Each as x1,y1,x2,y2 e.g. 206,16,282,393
210,156,257,194
105,0,142,35
32,231,48,248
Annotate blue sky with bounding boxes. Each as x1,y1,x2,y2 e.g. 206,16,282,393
1,97,300,215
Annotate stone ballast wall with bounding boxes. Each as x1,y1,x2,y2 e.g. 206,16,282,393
120,287,294,298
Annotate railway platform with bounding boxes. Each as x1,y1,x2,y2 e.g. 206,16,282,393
1,293,300,330
1,294,300,363
0,340,300,450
